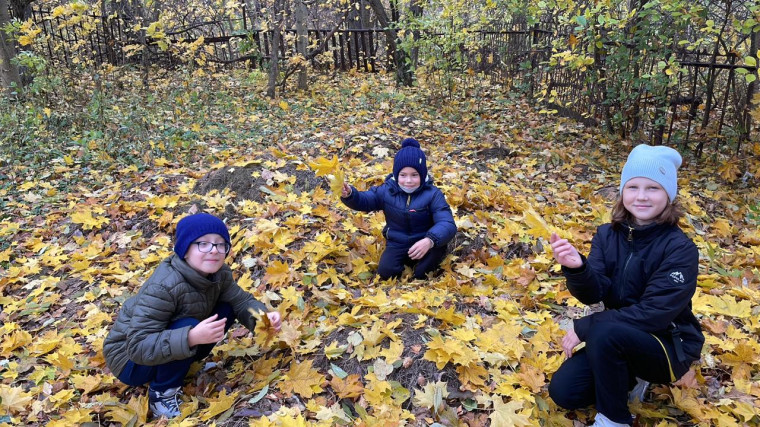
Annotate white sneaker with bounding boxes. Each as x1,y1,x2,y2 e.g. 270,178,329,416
591,413,631,427
148,386,182,418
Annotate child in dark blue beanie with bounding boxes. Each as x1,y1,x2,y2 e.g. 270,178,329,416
103,213,281,419
341,137,457,280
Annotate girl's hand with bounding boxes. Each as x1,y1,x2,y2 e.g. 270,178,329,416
188,314,227,347
266,311,282,331
341,182,352,198
562,328,582,358
408,237,434,260
550,232,583,269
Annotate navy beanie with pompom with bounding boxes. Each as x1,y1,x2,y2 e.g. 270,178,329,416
393,137,427,182
174,213,231,259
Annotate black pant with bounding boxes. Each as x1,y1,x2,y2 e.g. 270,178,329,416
549,322,691,424
377,240,448,280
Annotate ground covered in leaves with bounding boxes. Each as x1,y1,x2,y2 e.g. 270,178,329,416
1,70,759,426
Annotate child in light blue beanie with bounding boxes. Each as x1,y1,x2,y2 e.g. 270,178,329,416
547,144,703,426
619,144,682,203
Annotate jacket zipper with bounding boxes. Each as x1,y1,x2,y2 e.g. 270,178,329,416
619,225,635,306
405,195,411,234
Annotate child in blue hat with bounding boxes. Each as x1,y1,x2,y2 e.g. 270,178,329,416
547,144,704,426
103,213,281,419
341,138,457,280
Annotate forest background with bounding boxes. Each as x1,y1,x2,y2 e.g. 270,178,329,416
1,0,760,425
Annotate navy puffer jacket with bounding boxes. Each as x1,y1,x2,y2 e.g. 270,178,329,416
563,222,704,363
103,255,266,377
341,174,456,248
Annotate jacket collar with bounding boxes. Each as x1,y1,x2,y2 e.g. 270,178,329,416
169,254,225,290
623,221,675,244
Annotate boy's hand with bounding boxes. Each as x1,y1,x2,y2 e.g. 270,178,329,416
341,182,352,198
266,311,282,331
408,237,434,260
562,328,582,358
188,314,227,347
550,232,583,269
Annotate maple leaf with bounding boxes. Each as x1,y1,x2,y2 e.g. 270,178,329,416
249,307,278,348
0,384,33,414
329,168,345,197
489,398,532,427
309,155,339,176
457,363,489,390
263,260,294,288
199,389,238,421
413,381,449,412
71,207,110,230
330,374,364,400
280,359,325,398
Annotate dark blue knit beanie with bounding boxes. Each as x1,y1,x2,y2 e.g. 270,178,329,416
174,213,231,259
393,138,427,182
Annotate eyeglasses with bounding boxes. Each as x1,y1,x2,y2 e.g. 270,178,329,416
192,241,231,254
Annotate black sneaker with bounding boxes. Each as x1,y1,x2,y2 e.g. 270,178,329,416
148,386,182,418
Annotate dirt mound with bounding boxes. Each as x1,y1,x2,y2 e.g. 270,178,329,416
193,162,328,203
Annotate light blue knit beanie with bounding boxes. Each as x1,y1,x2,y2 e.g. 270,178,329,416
619,144,682,202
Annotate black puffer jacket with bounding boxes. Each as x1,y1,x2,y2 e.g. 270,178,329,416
564,222,704,363
103,255,266,377
341,174,456,248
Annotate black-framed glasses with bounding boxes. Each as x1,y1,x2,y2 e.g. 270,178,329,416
192,241,231,254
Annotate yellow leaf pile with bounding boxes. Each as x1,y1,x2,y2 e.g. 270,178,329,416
1,71,759,426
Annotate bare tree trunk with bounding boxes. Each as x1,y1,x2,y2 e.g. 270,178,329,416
408,0,422,70
367,0,412,86
267,0,282,98
740,29,758,149
9,0,32,19
0,0,22,92
295,0,307,90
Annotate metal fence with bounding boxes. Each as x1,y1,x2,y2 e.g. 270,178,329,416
15,5,757,147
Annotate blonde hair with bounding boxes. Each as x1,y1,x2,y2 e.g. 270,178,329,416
610,198,684,229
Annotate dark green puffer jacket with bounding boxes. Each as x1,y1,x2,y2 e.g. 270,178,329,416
103,255,266,378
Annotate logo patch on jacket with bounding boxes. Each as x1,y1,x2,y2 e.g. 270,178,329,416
669,271,685,284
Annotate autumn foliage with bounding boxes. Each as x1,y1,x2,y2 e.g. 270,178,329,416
1,71,760,426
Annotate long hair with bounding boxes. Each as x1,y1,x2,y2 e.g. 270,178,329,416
610,198,684,229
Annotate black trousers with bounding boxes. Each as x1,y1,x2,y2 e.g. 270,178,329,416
548,322,691,424
377,240,448,280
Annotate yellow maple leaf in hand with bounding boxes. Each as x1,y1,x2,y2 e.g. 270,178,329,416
330,168,345,197
309,155,339,176
280,359,325,398
248,307,278,348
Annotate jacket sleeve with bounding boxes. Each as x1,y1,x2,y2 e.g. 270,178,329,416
126,282,195,366
425,189,457,247
562,230,612,305
574,239,699,341
218,273,267,333
340,184,385,212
